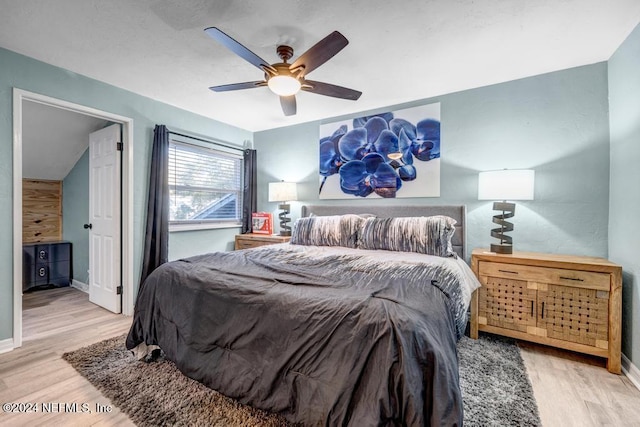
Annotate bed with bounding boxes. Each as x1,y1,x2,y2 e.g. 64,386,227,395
126,205,480,426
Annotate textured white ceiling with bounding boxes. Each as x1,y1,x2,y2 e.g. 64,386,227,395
1,0,639,132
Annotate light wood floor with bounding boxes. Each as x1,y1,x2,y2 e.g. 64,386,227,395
1,287,639,426
519,341,640,426
0,287,134,426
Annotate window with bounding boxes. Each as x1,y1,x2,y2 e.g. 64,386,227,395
168,137,243,229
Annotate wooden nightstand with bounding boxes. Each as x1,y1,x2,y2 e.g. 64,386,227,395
470,248,622,374
234,233,291,250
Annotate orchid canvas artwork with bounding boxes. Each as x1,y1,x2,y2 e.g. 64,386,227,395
318,103,441,199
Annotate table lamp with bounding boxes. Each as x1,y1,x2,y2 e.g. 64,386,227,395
478,169,535,254
268,181,298,236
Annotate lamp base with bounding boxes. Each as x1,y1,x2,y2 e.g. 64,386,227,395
490,243,513,254
490,201,516,254
278,203,292,236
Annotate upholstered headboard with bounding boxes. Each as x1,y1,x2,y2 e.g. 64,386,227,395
301,205,466,258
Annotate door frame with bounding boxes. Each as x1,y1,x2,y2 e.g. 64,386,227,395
12,88,135,348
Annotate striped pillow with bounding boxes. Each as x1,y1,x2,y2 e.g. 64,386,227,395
290,214,365,248
358,216,457,257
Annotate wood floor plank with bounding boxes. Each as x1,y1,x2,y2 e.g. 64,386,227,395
1,287,640,426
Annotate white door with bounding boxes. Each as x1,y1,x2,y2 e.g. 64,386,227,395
88,124,122,313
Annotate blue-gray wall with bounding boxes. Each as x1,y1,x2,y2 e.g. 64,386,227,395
608,23,640,367
168,228,238,260
0,47,252,341
255,63,611,263
62,148,90,285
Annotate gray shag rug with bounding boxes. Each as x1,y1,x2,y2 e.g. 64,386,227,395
63,333,540,426
457,334,541,426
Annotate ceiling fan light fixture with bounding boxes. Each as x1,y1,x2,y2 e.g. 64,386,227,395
268,75,301,96
205,28,361,116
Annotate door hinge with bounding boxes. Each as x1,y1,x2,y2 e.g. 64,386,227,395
116,142,123,151
116,285,123,295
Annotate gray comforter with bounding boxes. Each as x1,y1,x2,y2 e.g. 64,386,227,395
126,244,480,426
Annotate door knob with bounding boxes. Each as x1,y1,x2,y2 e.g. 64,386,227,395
84,223,93,229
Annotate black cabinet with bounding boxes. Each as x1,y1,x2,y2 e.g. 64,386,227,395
23,241,72,292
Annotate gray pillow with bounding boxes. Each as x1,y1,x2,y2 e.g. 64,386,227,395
290,214,365,248
358,215,457,257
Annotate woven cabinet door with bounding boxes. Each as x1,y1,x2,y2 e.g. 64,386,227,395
479,276,537,333
537,284,609,348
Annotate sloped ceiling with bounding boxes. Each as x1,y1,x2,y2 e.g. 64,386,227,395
22,101,108,180
1,0,639,132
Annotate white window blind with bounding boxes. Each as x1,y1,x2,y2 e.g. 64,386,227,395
168,139,243,226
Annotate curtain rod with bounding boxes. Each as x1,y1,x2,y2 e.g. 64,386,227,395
168,130,245,152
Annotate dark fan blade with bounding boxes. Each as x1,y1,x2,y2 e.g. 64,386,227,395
302,80,362,100
204,27,273,72
289,31,348,77
209,81,267,92
280,95,297,116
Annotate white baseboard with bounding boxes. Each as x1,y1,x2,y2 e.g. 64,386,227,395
622,353,640,392
71,280,89,293
0,338,14,354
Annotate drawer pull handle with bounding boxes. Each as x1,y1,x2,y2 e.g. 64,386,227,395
530,301,534,316
498,269,519,275
560,276,584,282
541,302,545,319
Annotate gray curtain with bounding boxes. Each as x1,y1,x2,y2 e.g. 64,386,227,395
242,149,257,233
139,125,170,291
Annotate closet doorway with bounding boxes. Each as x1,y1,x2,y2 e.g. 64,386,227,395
12,89,135,348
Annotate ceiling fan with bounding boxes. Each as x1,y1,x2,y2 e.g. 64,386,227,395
204,27,362,116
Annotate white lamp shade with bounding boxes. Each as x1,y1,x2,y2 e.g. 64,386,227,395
268,181,298,202
478,169,535,201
